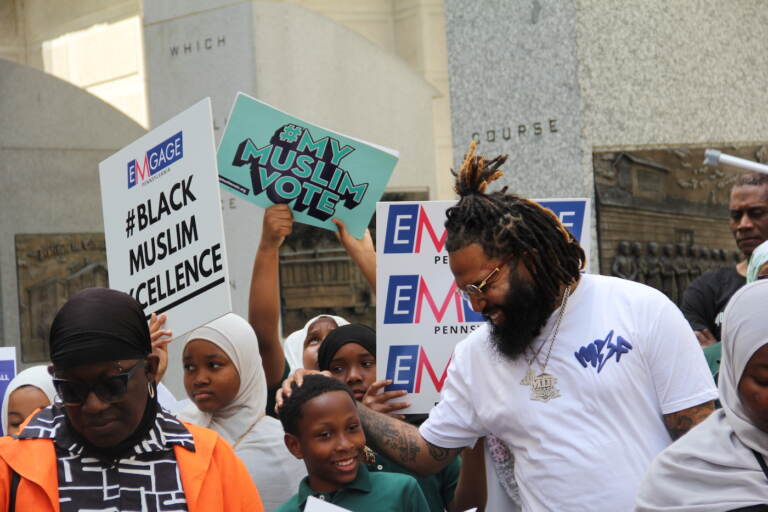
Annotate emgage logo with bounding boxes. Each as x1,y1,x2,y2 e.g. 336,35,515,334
128,131,184,188
383,204,447,254
385,345,451,393
383,275,484,324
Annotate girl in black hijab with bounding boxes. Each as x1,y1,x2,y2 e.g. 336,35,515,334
316,323,378,402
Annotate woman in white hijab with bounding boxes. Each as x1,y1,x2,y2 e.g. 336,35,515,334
178,313,306,511
2,365,57,436
636,280,768,510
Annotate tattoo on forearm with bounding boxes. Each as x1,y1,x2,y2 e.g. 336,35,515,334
359,405,422,462
358,405,462,470
427,441,459,462
663,401,715,440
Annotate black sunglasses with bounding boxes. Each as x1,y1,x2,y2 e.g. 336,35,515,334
53,359,146,405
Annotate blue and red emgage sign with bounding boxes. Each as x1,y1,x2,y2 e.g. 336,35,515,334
375,199,590,412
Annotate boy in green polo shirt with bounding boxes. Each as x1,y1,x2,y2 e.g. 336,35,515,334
277,374,429,512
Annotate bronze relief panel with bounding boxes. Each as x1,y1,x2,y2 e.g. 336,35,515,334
15,234,107,362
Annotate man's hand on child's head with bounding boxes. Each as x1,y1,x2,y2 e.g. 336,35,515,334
363,380,410,420
261,204,294,249
274,368,331,414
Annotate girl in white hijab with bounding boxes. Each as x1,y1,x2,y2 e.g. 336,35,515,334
2,365,57,436
283,314,349,371
636,280,768,510
178,313,306,511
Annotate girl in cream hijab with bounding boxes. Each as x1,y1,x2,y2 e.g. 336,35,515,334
636,280,768,510
178,313,306,511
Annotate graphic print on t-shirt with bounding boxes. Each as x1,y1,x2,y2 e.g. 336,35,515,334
573,329,633,373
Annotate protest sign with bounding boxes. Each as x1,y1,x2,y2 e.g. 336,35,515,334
376,198,591,413
0,347,16,436
99,97,231,344
537,198,591,270
305,496,351,512
217,93,399,239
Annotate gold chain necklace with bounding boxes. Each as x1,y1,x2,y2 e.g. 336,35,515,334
519,285,572,402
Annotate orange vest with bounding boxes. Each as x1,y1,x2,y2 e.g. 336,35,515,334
0,422,263,512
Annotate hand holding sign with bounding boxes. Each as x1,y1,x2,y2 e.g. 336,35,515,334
333,218,374,257
260,204,294,250
333,218,377,292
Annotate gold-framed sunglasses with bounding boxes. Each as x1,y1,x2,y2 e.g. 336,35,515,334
456,262,508,301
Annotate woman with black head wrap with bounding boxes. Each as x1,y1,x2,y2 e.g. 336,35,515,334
0,288,263,512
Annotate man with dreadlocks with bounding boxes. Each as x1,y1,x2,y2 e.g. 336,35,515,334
278,142,719,510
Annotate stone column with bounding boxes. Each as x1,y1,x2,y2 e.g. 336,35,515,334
444,0,587,198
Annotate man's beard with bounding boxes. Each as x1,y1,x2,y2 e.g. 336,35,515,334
486,272,558,361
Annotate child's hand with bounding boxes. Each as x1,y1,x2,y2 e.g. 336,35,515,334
333,218,376,292
333,218,374,258
149,312,173,383
362,380,410,420
274,368,331,413
261,204,294,249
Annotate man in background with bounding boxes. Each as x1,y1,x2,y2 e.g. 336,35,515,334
682,173,768,347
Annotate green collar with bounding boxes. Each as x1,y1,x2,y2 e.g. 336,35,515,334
297,463,372,508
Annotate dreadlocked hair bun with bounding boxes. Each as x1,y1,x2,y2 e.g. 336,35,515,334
445,140,585,301
452,140,507,196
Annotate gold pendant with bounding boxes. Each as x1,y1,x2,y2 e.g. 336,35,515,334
520,367,534,386
530,373,561,402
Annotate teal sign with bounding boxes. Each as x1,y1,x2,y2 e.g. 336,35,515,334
217,93,399,238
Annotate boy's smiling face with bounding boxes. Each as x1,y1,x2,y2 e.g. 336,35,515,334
285,390,366,493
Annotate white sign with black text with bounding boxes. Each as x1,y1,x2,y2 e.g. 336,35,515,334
99,98,231,395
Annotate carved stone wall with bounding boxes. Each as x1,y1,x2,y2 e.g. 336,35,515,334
599,206,736,278
15,234,107,362
595,145,768,299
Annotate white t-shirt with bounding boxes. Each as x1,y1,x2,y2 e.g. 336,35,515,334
420,274,717,511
